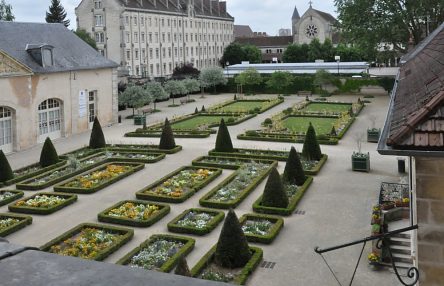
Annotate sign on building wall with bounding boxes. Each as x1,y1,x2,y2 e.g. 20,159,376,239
79,90,87,118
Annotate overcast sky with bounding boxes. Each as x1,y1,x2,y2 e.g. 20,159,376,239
9,0,337,35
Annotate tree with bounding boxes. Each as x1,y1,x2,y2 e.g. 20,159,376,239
119,84,152,116
74,29,97,50
282,147,306,186
0,0,14,21
174,256,191,277
199,67,227,94
283,43,310,63
172,64,200,79
215,119,234,152
220,43,245,66
314,69,334,91
214,209,251,268
146,81,168,111
45,0,70,27
159,118,176,150
0,150,13,183
164,80,187,105
182,78,201,101
262,167,289,208
302,123,322,161
40,137,59,167
242,44,262,64
267,71,294,95
308,38,324,61
235,68,262,94
89,117,106,149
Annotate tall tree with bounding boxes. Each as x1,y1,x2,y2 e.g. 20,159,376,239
119,84,152,116
74,29,97,50
146,81,168,111
220,43,245,66
199,67,227,93
0,0,14,21
235,68,262,94
164,80,187,105
46,0,70,27
242,44,262,64
267,71,294,95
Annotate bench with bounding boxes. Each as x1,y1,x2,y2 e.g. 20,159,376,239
298,91,312,97
141,107,154,114
180,99,187,105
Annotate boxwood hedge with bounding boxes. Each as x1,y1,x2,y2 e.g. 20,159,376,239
0,213,32,237
0,190,24,207
167,208,225,235
239,213,284,244
191,156,276,171
8,192,77,215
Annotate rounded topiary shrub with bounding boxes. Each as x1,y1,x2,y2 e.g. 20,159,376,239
174,256,191,277
262,167,289,208
226,117,235,123
302,123,322,161
159,118,176,150
263,118,272,125
0,150,13,183
40,137,59,167
214,209,251,269
89,117,106,149
215,119,234,152
282,147,306,186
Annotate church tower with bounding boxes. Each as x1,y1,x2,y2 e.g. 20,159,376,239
291,5,300,42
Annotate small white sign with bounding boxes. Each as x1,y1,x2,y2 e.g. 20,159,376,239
79,90,87,118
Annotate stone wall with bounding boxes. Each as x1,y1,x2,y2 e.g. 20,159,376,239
415,156,444,286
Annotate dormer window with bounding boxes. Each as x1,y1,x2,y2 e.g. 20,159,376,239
42,47,54,67
25,44,54,68
94,1,102,9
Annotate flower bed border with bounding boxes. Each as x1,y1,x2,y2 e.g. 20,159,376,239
98,200,170,227
167,208,225,235
116,234,195,272
53,162,145,194
191,156,277,171
190,245,263,285
211,98,284,114
199,162,277,209
253,176,314,216
0,213,32,237
237,133,339,145
8,192,78,215
125,130,212,138
136,166,223,203
239,213,284,244
107,144,183,154
3,161,66,186
40,223,134,261
0,190,24,207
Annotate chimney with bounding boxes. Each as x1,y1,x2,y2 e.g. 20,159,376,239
219,1,226,15
212,0,219,16
201,0,204,12
209,0,212,14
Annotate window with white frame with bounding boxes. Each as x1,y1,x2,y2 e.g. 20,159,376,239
95,15,103,26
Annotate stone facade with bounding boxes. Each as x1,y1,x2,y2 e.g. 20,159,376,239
292,5,337,45
76,0,234,78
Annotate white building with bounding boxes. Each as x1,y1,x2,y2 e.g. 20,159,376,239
76,0,235,79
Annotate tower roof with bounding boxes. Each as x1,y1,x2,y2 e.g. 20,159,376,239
292,6,300,20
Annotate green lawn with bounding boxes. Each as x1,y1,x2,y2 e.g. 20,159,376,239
171,115,235,129
283,116,338,135
216,101,267,113
302,103,352,113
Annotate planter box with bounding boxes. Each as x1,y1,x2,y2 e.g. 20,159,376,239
352,153,370,172
0,190,24,207
5,161,66,186
192,156,276,170
54,162,145,194
107,144,183,154
8,192,77,215
40,223,134,261
191,245,263,285
239,213,284,244
208,148,289,161
367,129,381,143
167,208,225,235
98,200,170,227
94,151,166,164
0,213,32,237
136,166,222,203
116,234,195,272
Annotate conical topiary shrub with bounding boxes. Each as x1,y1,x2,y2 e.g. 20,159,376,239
214,209,251,268
215,119,234,152
302,123,322,161
330,126,337,136
282,147,306,186
194,107,199,114
174,256,191,277
39,137,59,167
89,117,106,149
262,167,289,208
201,105,206,112
0,150,13,183
159,118,176,150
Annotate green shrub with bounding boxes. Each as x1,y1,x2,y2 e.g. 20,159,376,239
227,117,235,123
283,107,293,115
201,105,206,112
261,168,288,208
174,256,191,277
234,94,237,100
89,117,106,149
282,147,306,186
263,118,272,125
302,123,322,161
194,107,199,114
330,126,337,136
245,130,259,136
215,119,234,152
254,107,261,112
39,137,59,167
159,118,176,150
214,209,251,268
0,150,13,183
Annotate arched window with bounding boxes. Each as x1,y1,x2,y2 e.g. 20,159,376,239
38,99,62,141
0,107,13,153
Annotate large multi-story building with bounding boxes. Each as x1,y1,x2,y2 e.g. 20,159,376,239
75,0,234,79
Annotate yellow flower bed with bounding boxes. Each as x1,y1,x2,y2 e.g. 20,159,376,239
15,195,66,208
106,202,159,220
63,164,131,189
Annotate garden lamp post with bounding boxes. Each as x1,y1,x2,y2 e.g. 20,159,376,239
335,55,340,76
225,61,230,78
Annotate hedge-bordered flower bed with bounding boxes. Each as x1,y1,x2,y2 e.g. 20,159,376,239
253,176,314,216
116,234,195,272
8,192,77,215
199,162,276,209
54,162,145,194
125,130,212,138
0,213,32,237
239,213,284,244
210,98,284,114
98,200,170,227
0,190,24,207
4,161,66,186
167,208,225,235
237,132,339,145
106,144,183,154
136,166,222,203
191,245,263,285
40,223,134,261
192,156,277,171
95,151,166,164
208,148,289,161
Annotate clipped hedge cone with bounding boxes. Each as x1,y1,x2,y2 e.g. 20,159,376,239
215,119,234,152
159,118,176,150
282,147,306,186
214,209,251,269
174,256,191,277
89,117,106,149
302,122,322,161
0,150,13,183
262,167,289,208
39,137,59,167
330,126,337,136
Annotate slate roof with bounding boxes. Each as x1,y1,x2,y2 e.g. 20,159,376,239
312,9,337,24
235,36,293,48
379,22,444,153
292,6,300,20
234,25,254,38
0,21,118,74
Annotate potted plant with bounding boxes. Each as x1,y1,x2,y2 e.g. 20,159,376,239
371,214,381,225
368,252,382,270
352,133,370,172
371,224,381,236
381,201,395,210
367,115,380,143
395,198,410,208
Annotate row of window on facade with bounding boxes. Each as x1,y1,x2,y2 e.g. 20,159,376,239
126,45,223,62
121,31,231,45
265,49,284,54
128,58,218,77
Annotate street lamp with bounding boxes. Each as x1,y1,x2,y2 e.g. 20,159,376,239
225,61,230,78
335,55,340,76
